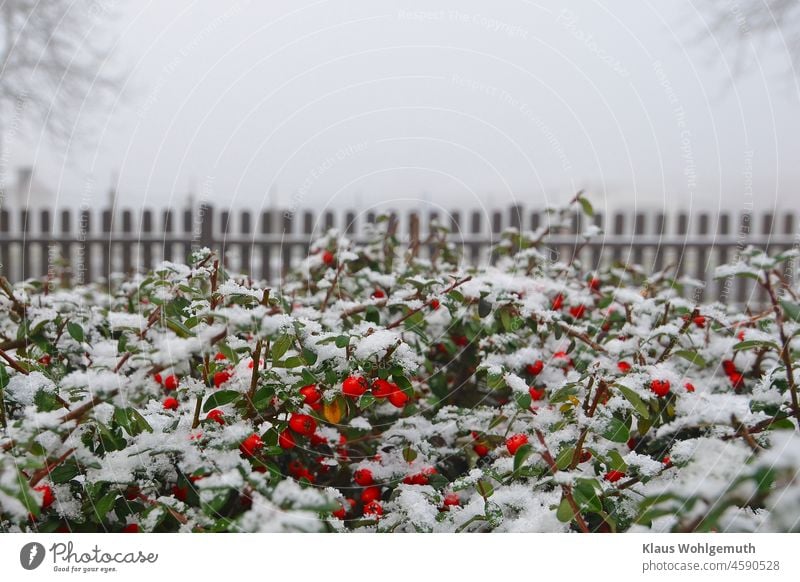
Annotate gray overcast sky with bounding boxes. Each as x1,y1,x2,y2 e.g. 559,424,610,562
7,0,800,217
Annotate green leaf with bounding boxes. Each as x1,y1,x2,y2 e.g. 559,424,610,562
513,444,533,473
282,356,305,368
674,350,707,368
92,491,118,521
67,322,85,343
515,392,532,410
17,476,40,520
50,460,80,484
781,300,800,323
602,417,630,443
573,478,603,513
500,309,513,332
334,335,350,348
271,334,292,362
203,390,240,413
606,450,628,472
365,306,381,325
734,339,779,352
555,446,575,471
0,363,9,390
114,407,153,436
476,479,494,499
577,195,594,217
165,318,192,338
300,369,317,386
478,298,492,318
616,384,650,419
556,497,574,522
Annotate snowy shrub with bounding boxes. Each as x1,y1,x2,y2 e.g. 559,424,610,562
1,195,799,532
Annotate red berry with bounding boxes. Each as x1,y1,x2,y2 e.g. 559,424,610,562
363,500,383,517
387,387,409,408
693,315,706,328
729,372,744,389
617,361,631,373
551,294,564,310
528,386,545,401
662,456,672,467
353,468,374,486
214,352,226,361
627,437,638,450
505,434,529,455
589,277,601,290
371,379,394,398
213,370,232,388
452,335,469,347
526,360,544,375
403,472,430,486
361,486,381,503
240,434,264,457
372,288,385,299
163,397,179,411
737,330,746,341
278,429,296,449
35,484,54,509
310,432,327,447
430,299,440,310
442,493,460,509
342,375,369,398
722,360,737,374
569,305,586,319
332,502,349,519
579,450,592,463
164,375,179,391
154,373,163,385
473,443,489,457
172,484,188,502
604,470,625,483
122,523,140,533
288,413,317,436
206,409,225,425
322,250,334,265
299,384,321,406
38,354,51,366
684,382,695,393
650,379,670,398
288,460,306,477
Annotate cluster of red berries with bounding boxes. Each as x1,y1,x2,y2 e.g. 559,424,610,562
550,293,589,319
402,466,437,486
155,372,180,410
351,468,383,517
371,378,410,408
722,360,744,389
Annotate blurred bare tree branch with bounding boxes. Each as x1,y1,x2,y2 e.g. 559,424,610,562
703,0,800,75
0,0,120,141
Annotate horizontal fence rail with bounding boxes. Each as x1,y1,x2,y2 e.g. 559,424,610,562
0,204,797,304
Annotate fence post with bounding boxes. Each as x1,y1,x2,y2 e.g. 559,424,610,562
200,204,214,259
0,208,9,280
60,210,72,287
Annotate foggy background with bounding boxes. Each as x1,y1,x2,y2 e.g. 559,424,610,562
2,0,799,218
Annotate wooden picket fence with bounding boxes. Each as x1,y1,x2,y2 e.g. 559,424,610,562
0,204,797,304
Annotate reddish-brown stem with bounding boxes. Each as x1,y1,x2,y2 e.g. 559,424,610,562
386,276,472,330
535,430,590,533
